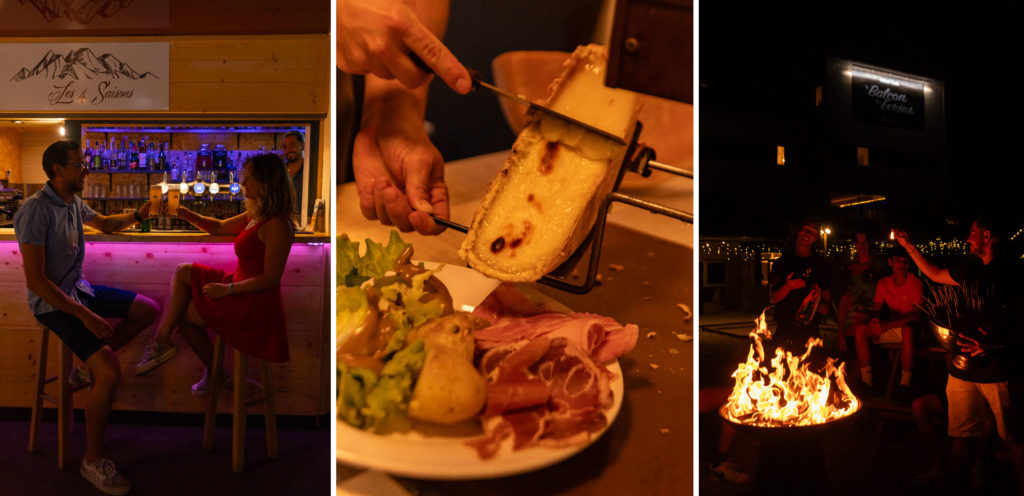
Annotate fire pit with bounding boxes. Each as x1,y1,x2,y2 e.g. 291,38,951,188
719,312,861,491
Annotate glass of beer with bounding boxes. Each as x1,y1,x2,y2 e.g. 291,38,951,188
168,189,181,217
149,185,162,213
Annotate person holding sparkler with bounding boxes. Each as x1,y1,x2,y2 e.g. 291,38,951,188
894,216,1024,494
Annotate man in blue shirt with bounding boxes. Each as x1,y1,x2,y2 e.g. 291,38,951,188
14,140,159,496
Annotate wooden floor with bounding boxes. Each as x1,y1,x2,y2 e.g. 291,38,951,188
0,409,330,495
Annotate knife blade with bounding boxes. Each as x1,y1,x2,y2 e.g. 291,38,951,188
409,53,627,145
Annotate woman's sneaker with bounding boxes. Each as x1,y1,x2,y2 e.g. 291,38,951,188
134,341,178,376
80,458,131,495
191,368,232,396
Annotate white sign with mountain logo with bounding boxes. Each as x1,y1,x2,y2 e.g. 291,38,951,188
0,43,168,110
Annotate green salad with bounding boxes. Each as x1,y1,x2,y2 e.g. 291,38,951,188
337,232,446,432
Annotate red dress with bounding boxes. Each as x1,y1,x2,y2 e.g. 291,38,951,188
191,215,290,362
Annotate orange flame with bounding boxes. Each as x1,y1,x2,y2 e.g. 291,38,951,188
724,312,860,427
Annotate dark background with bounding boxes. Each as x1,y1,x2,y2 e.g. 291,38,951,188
425,0,605,161
699,4,1020,240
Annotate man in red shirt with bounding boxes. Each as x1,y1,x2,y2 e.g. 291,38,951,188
854,247,923,403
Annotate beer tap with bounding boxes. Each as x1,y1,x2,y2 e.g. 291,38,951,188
228,172,241,198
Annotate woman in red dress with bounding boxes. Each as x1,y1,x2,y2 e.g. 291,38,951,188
134,153,295,394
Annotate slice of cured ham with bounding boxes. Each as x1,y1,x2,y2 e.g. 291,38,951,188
474,312,638,364
466,337,614,459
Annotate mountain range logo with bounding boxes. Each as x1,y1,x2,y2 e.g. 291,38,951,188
18,0,135,24
9,47,158,83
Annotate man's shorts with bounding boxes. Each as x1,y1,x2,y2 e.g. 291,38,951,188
872,326,904,344
35,285,138,361
947,374,1019,442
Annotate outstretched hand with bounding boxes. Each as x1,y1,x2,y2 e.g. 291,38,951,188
137,200,152,220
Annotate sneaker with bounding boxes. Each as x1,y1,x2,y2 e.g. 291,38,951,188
80,458,131,495
190,369,233,396
68,365,92,392
709,459,750,484
134,341,178,376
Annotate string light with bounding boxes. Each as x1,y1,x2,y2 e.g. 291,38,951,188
701,238,969,261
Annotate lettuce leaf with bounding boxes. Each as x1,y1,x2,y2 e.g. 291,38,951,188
337,286,369,347
377,268,446,356
338,231,409,287
338,362,378,428
361,340,427,432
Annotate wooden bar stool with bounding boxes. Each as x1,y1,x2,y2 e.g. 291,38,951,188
201,335,279,473
28,326,75,469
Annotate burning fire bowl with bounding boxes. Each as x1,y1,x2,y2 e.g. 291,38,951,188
718,404,861,492
717,404,860,441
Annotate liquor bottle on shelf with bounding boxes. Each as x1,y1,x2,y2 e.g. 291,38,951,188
197,144,212,169
170,160,180,182
84,140,92,168
138,139,148,170
94,142,103,170
158,142,167,170
109,137,117,170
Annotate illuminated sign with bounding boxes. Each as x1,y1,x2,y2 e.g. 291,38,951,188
850,66,925,131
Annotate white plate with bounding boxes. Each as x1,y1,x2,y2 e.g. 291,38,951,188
337,263,625,480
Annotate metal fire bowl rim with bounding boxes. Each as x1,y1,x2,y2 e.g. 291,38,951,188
926,318,959,351
717,403,861,439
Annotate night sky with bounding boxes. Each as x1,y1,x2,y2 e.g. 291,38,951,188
700,4,1021,240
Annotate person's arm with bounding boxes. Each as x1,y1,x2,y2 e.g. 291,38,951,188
19,244,114,339
176,208,249,235
84,201,151,234
200,216,295,298
337,0,470,93
353,78,449,235
770,272,805,305
893,229,957,285
884,308,921,329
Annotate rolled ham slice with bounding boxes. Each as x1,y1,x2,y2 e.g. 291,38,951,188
467,337,614,459
474,312,638,364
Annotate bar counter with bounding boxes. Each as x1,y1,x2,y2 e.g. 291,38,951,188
338,151,693,494
0,229,331,416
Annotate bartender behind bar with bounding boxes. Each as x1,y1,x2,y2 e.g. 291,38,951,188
281,130,310,216
14,140,161,495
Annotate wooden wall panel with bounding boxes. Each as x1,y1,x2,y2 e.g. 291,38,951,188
0,0,329,37
0,129,21,181
15,127,61,185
